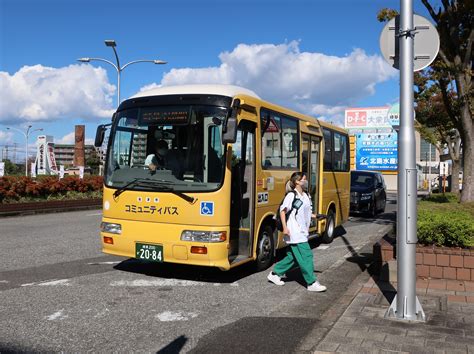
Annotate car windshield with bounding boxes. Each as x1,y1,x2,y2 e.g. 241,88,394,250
351,173,375,187
105,104,228,192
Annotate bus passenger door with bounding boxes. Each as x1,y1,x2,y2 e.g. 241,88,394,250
229,121,255,264
302,134,321,229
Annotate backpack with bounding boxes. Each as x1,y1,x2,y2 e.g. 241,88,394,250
274,191,304,231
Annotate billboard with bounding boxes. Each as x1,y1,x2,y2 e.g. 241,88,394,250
355,132,398,171
346,106,398,172
345,107,391,128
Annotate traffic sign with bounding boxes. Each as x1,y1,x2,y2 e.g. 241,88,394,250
379,14,440,71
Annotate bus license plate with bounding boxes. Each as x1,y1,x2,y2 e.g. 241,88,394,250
135,243,163,262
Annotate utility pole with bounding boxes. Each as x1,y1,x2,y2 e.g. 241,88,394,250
425,152,428,186
380,0,439,321
13,143,17,164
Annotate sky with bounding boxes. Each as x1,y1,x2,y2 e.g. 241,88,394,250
0,0,433,162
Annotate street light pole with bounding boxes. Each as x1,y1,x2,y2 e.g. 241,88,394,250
78,40,167,107
7,125,43,176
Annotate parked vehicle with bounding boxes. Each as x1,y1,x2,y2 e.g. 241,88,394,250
350,171,386,216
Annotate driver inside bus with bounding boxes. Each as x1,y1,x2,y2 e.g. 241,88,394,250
145,140,168,171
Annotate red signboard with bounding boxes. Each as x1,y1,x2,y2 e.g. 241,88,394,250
346,110,367,127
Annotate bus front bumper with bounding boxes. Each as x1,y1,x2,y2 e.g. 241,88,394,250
100,218,231,270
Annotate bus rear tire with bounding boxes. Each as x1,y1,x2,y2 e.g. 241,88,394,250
322,209,335,244
255,224,275,271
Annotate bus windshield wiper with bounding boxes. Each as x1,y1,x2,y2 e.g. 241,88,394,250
113,178,172,198
113,178,195,204
113,178,146,198
139,179,196,204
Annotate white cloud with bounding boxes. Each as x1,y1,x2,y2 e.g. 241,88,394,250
145,41,397,125
56,132,75,144
56,132,94,146
0,64,116,124
0,131,14,144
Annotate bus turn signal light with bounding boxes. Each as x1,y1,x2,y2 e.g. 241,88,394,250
103,236,114,245
191,246,207,254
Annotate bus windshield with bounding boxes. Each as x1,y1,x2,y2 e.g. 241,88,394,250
105,104,228,192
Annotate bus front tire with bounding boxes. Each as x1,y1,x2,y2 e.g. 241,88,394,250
322,209,335,244
255,225,275,271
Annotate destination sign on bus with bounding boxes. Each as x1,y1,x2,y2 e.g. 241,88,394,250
141,107,190,125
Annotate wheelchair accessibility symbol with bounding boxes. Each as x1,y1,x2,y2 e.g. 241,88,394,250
200,201,214,216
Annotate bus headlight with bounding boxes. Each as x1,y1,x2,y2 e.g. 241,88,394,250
100,222,122,235
181,230,227,242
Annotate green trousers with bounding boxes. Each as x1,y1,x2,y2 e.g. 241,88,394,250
273,242,316,285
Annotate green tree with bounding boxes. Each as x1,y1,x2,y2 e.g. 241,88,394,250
414,70,462,195
86,150,101,175
2,159,21,175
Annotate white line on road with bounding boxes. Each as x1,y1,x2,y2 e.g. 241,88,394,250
110,279,207,287
45,309,68,321
22,279,71,287
0,280,9,283
87,261,121,265
156,311,199,322
317,245,330,250
86,212,103,216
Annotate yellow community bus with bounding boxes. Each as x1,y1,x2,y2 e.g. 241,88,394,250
95,85,350,271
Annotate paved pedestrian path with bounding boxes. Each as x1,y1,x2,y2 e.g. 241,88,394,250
314,276,474,353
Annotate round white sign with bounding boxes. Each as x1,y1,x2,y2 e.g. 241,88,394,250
379,14,440,72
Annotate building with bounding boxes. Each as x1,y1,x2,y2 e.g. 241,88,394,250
415,134,441,187
54,144,98,167
345,105,441,191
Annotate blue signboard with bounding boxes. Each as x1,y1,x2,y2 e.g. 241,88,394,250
356,132,398,171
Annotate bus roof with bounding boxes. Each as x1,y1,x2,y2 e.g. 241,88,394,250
318,119,348,134
132,84,261,99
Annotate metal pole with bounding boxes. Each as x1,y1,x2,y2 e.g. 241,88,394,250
117,69,121,106
387,0,425,321
25,126,31,177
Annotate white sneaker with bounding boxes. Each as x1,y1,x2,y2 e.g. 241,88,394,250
267,272,285,286
307,281,327,292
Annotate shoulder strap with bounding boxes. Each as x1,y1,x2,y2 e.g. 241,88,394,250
286,190,297,215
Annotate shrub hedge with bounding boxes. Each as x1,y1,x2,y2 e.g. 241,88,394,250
417,196,474,248
0,176,103,203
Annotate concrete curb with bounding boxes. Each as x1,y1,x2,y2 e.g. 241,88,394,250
0,199,102,217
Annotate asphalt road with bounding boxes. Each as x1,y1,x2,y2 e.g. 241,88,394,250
0,198,396,353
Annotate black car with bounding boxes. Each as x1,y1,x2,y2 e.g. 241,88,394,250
350,171,387,216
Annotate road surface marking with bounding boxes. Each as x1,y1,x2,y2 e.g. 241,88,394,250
318,245,330,250
45,310,68,321
86,212,103,216
21,279,71,287
87,261,121,265
110,279,206,287
156,311,198,322
0,280,9,283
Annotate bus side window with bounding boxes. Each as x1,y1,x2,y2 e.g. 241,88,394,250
323,128,333,171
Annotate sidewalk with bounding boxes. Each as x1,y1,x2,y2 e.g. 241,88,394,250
313,274,474,353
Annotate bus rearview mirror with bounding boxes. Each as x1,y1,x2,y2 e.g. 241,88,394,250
95,125,106,147
222,99,240,144
222,118,237,143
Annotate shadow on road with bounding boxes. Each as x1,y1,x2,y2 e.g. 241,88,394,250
157,335,188,354
340,215,397,303
114,257,258,284
349,210,397,226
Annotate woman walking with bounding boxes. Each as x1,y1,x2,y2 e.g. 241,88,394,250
267,172,327,292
